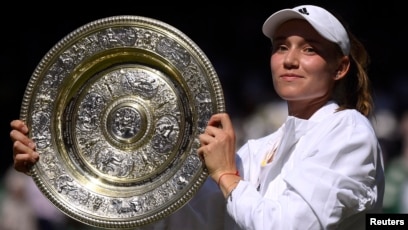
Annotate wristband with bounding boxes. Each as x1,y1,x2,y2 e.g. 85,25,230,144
217,170,240,186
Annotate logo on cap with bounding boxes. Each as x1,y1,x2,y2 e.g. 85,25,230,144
298,8,309,15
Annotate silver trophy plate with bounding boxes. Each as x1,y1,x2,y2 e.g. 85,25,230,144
19,15,225,229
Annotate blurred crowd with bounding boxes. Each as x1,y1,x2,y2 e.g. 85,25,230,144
0,167,99,230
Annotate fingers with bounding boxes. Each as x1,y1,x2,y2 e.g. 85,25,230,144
199,132,211,145
197,146,205,162
12,140,39,172
10,119,39,174
10,120,33,147
10,129,35,148
197,132,214,162
207,113,234,131
203,113,235,143
198,113,237,177
12,140,38,160
10,120,29,134
200,112,235,145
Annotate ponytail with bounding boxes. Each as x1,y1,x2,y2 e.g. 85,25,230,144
334,30,374,117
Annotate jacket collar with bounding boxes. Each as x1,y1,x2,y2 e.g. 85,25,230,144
274,101,339,165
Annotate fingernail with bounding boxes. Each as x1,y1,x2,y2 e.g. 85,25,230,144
28,142,36,149
32,152,39,161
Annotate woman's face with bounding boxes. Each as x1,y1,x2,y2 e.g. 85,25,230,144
270,19,342,104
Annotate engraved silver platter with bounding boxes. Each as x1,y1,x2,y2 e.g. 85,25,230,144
19,15,225,229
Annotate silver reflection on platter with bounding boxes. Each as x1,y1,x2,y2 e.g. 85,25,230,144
19,15,225,229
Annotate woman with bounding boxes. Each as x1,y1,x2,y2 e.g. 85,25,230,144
11,5,384,230
197,4,384,229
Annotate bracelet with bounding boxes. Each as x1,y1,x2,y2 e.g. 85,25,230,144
217,170,240,186
226,188,235,203
226,180,240,200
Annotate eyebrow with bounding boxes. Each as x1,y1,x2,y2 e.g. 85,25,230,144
272,35,322,46
272,36,285,43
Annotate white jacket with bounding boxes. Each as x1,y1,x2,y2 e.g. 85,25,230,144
228,102,384,229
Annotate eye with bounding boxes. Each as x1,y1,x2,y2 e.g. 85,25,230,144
272,44,288,53
303,46,316,54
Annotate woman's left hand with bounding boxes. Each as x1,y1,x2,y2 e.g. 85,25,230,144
198,113,237,182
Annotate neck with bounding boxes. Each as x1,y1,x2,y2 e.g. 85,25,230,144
287,99,329,119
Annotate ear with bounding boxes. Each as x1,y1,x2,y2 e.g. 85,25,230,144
334,56,350,80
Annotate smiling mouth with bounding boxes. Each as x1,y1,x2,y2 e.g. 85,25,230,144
280,75,302,81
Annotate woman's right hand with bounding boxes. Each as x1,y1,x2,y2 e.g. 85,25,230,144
10,120,39,174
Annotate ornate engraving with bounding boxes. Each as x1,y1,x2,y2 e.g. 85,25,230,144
20,16,224,229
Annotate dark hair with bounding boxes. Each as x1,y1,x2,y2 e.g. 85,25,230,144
332,18,374,117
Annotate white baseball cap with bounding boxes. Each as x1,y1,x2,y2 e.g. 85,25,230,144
262,5,350,55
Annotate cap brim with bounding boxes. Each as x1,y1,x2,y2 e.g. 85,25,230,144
262,9,306,39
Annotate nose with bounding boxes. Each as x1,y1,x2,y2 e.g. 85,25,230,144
283,49,299,69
